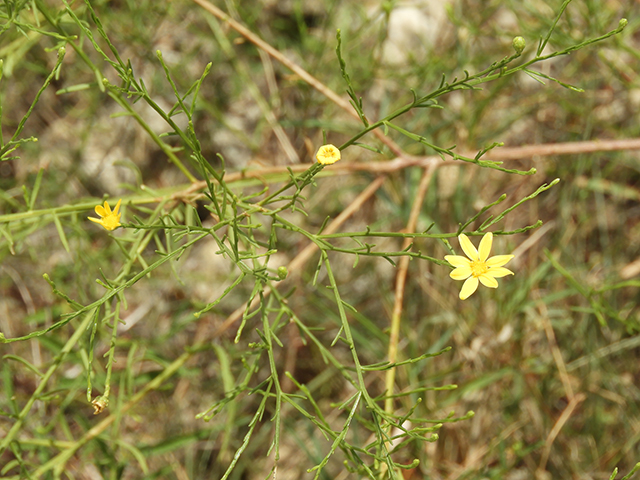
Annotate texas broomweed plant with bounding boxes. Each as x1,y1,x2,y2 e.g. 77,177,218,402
88,199,122,231
0,1,633,479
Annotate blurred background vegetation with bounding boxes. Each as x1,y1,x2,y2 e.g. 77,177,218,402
1,0,640,478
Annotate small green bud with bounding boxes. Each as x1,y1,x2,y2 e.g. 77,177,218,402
512,36,526,54
277,266,288,280
618,18,628,30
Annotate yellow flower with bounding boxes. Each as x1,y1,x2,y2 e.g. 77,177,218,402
316,144,341,165
88,199,122,231
444,232,514,300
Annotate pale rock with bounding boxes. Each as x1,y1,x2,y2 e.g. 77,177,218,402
380,2,451,66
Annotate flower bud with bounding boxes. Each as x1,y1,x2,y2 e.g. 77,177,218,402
512,36,526,54
277,266,288,280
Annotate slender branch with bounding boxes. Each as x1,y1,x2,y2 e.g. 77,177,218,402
212,175,388,338
31,351,194,477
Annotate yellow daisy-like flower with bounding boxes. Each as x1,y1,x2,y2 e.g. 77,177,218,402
316,144,341,165
444,232,514,300
88,199,122,231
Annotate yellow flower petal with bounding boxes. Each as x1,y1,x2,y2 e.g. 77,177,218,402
112,199,122,215
478,232,493,262
486,255,514,268
444,255,471,268
103,201,112,215
316,144,341,165
95,204,107,217
88,217,103,225
450,266,472,280
486,267,514,278
478,274,499,288
459,276,479,300
458,234,478,261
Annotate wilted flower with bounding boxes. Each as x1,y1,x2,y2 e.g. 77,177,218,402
91,396,108,415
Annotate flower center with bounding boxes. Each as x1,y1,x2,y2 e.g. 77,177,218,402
470,260,488,278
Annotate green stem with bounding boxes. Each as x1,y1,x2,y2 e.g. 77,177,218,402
0,310,95,455
31,350,194,477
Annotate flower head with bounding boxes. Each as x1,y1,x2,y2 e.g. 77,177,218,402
316,144,341,165
444,232,514,300
88,199,122,231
